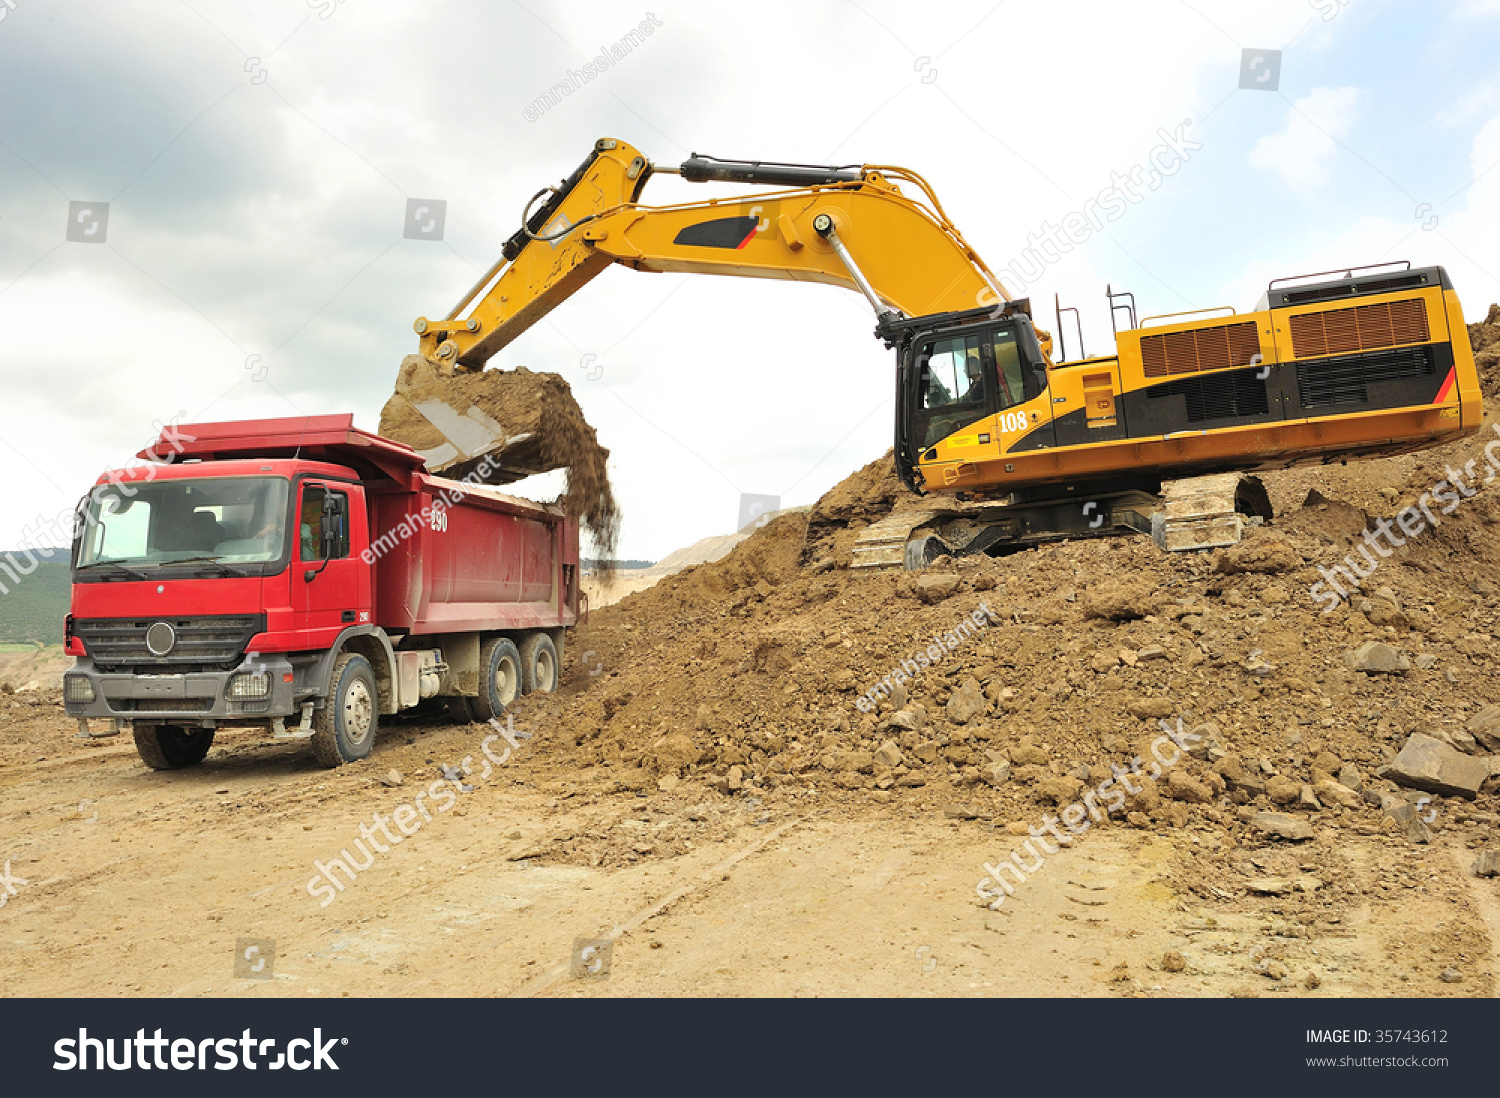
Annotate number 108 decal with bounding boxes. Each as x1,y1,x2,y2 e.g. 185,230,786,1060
998,410,1029,433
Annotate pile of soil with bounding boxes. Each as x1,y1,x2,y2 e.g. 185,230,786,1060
380,356,619,561
497,306,1500,883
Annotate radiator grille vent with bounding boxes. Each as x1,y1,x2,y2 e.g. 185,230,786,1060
1296,345,1436,409
1141,321,1261,378
1146,370,1270,423
1289,298,1430,358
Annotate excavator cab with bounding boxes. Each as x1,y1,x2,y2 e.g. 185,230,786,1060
888,305,1051,495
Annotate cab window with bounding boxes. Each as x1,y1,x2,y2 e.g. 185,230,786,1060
300,486,350,561
920,334,985,409
992,330,1027,411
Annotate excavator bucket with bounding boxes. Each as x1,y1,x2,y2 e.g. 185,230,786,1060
379,354,618,556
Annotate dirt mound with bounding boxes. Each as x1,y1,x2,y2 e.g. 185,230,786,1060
380,356,618,561
492,311,1500,872
1469,303,1500,397
799,449,922,566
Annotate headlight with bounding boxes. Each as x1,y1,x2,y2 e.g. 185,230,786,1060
65,676,95,703
229,673,270,699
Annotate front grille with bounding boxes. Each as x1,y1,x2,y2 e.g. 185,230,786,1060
109,698,212,714
1296,345,1436,409
76,615,263,671
1290,298,1430,358
1141,321,1260,378
1147,370,1270,423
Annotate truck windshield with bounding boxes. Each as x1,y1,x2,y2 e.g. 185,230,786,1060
76,476,291,569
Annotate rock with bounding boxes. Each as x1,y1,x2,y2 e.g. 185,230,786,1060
942,802,977,819
1244,651,1277,677
1472,851,1500,877
1136,644,1168,661
1009,739,1049,766
1314,779,1362,809
1187,723,1223,761
1305,972,1321,990
834,752,873,775
1344,641,1410,674
1162,951,1186,973
1036,777,1085,806
873,739,905,770
983,757,1011,787
885,707,925,732
1246,877,1293,895
652,733,701,773
1298,784,1322,811
727,764,745,791
1337,765,1364,792
1082,579,1162,621
1415,654,1438,670
1267,777,1300,805
1127,697,1175,720
1363,600,1409,630
1249,811,1315,841
380,769,404,788
1468,704,1500,751
1405,816,1433,844
1090,651,1121,674
1440,968,1463,984
1381,733,1489,799
656,774,680,793
1163,770,1212,804
1263,961,1288,981
1216,535,1302,574
945,678,987,725
916,574,962,604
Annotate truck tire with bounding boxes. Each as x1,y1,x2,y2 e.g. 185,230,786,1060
310,653,379,767
134,724,215,769
473,637,521,720
519,632,558,694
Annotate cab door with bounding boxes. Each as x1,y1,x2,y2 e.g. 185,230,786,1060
289,482,367,648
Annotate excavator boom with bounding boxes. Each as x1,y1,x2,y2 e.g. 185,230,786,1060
413,138,1012,371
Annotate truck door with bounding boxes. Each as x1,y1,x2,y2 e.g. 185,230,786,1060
291,482,366,647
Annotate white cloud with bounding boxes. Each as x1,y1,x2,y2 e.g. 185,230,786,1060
1249,86,1362,193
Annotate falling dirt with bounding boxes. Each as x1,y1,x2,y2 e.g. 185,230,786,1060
380,355,619,563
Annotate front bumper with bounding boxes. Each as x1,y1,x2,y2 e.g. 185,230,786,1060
63,655,297,726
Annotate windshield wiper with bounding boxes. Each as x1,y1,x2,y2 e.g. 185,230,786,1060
77,559,150,581
162,555,253,577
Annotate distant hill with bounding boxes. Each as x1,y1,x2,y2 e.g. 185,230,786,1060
582,558,655,571
0,549,70,644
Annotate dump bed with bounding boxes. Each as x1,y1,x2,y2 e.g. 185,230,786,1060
366,474,579,634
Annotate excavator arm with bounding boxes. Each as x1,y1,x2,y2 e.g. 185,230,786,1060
413,137,1019,371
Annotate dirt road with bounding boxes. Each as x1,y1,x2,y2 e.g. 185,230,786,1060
0,686,1492,998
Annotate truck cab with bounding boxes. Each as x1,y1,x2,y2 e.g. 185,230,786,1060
63,415,579,771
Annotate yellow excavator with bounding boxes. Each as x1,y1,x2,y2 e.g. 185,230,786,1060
393,137,1483,567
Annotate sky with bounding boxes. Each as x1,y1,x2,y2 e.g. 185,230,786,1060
1,0,1499,561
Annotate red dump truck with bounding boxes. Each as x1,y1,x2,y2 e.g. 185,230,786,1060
62,414,580,769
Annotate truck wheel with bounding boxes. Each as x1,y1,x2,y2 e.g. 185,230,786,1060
310,653,379,767
473,637,521,720
134,724,215,769
520,633,558,694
